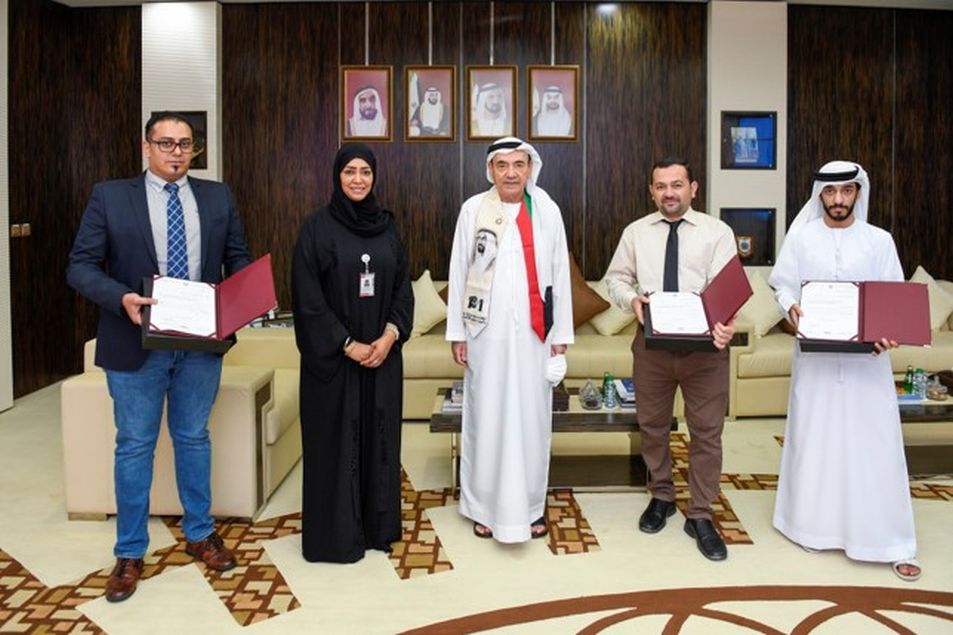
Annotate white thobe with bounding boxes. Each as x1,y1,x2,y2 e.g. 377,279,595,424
769,218,917,562
447,187,573,543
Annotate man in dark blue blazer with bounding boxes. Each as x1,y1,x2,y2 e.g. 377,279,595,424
67,112,252,603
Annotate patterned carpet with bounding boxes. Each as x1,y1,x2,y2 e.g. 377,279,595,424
3,432,952,633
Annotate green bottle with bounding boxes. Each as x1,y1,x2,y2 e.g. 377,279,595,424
904,365,914,394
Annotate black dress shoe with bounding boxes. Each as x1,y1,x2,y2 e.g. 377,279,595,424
684,518,727,561
638,498,677,534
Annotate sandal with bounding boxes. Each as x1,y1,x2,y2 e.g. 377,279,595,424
472,522,493,539
892,559,922,582
530,516,548,539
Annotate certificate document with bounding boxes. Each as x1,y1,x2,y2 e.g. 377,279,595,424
649,292,709,335
798,281,859,341
148,277,217,337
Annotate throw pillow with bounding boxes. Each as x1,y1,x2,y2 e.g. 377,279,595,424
589,280,636,336
569,255,610,328
411,269,447,337
910,266,953,331
737,269,784,337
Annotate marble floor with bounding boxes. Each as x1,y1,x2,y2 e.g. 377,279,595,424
1,383,952,634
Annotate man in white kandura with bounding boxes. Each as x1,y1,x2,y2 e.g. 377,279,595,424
447,137,573,543
769,160,921,582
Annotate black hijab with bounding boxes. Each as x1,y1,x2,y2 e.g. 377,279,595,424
328,143,393,236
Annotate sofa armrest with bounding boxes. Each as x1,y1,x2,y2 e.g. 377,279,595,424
727,318,756,420
61,366,276,520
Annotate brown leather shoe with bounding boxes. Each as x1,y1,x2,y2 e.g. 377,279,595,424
185,531,237,571
104,557,144,603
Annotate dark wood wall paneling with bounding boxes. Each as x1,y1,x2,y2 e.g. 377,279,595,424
586,3,707,277
893,9,953,279
221,1,708,313
788,5,953,280
9,0,141,397
222,3,340,309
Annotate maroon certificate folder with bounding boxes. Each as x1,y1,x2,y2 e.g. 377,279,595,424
645,255,754,352
862,281,931,345
700,255,754,330
799,280,931,353
142,254,278,353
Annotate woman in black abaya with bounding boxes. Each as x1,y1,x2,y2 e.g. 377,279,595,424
292,144,413,563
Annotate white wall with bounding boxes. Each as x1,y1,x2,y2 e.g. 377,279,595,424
707,0,787,270
142,2,222,180
0,0,14,411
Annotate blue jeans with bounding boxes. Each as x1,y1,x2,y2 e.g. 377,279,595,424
105,350,223,558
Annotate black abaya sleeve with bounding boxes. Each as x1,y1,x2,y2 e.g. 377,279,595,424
387,230,414,344
292,211,349,379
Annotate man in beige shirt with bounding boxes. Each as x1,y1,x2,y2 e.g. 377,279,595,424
604,158,737,561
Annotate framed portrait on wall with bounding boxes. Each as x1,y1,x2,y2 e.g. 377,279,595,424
720,207,777,265
152,110,207,170
720,111,776,169
466,65,517,140
528,65,579,141
405,65,456,142
341,66,393,142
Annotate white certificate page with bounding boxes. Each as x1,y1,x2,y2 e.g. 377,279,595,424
149,277,217,337
649,292,709,335
798,281,858,341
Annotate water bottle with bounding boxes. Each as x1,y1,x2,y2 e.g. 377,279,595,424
603,372,618,409
914,368,927,400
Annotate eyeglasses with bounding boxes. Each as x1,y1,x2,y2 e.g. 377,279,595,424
147,137,201,154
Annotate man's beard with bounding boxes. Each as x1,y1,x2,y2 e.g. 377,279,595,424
485,103,502,114
427,95,438,104
545,101,560,111
360,107,378,120
823,200,855,222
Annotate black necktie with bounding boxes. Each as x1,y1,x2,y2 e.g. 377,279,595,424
663,219,683,292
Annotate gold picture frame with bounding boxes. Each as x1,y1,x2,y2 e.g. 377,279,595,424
466,65,517,141
404,65,456,143
341,65,394,142
528,65,579,142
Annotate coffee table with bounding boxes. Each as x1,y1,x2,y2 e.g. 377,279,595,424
899,398,953,475
429,388,676,490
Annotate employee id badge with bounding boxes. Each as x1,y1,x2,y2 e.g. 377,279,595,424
359,272,375,297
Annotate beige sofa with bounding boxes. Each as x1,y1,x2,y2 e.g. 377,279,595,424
402,319,641,420
402,279,662,420
60,329,301,520
729,277,953,418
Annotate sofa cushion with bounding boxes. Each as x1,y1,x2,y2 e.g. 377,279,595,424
265,368,300,445
401,334,465,379
737,269,784,337
588,280,636,336
939,280,953,331
911,266,953,331
569,256,610,328
411,269,448,338
565,333,635,378
736,332,794,378
226,328,300,369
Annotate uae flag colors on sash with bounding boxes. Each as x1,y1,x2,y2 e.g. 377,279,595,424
515,193,546,342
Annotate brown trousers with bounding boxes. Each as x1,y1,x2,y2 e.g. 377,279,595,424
632,331,729,519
